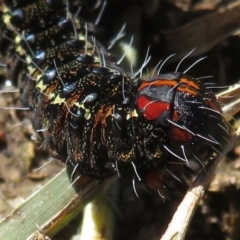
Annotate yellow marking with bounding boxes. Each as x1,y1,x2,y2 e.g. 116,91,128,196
36,78,48,92
26,57,37,75
31,70,43,83
75,102,91,120
84,111,91,120
36,73,42,81
16,45,26,56
15,36,21,44
126,109,138,120
28,66,36,75
51,94,66,104
79,35,93,49
26,56,32,64
3,7,9,13
2,11,11,28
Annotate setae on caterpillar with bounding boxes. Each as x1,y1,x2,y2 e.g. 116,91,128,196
0,0,232,198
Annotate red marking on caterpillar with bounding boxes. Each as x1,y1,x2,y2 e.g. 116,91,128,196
137,95,171,121
0,0,232,197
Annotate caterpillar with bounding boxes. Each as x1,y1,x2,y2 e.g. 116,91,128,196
0,0,232,197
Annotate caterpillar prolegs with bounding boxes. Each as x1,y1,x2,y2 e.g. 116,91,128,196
0,0,231,196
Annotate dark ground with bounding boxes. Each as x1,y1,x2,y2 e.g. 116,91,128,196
1,0,240,239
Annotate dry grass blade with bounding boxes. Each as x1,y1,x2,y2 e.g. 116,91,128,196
217,83,240,121
160,86,240,240
0,169,117,240
161,1,240,61
160,127,240,240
